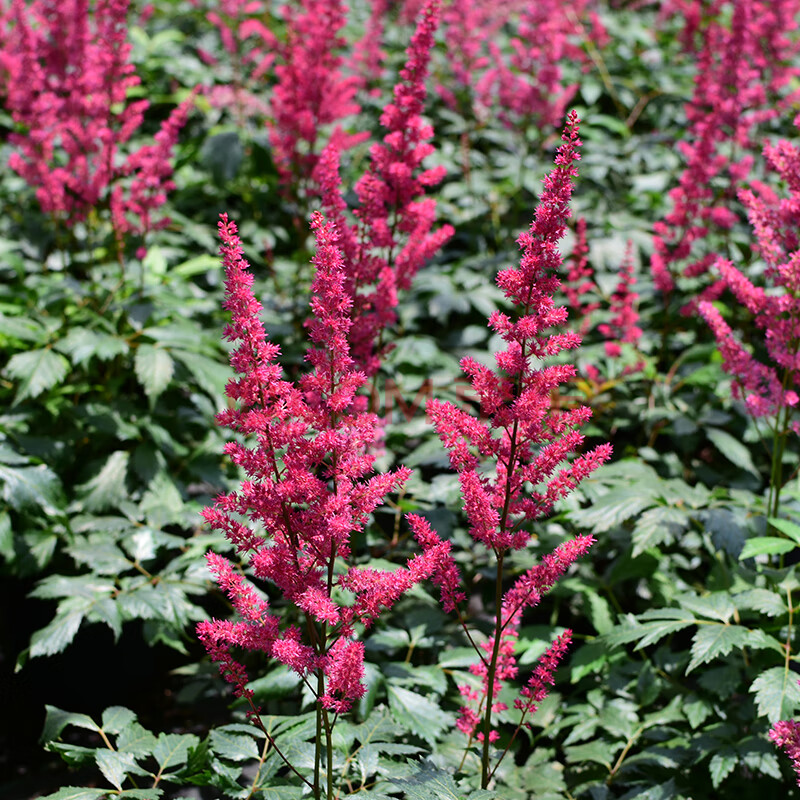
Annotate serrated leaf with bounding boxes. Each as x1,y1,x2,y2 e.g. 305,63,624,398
739,536,796,560
0,313,47,344
706,427,758,476
118,791,162,799
6,348,70,402
257,788,305,800
30,603,86,657
100,708,136,736
677,592,734,622
750,666,800,723
172,349,230,401
117,721,158,756
604,609,695,649
387,686,453,747
35,789,108,800
0,462,64,514
687,624,749,673
733,588,787,617
96,750,140,791
391,762,461,799
56,328,129,367
135,344,174,400
41,706,100,743
569,488,656,533
0,510,12,562
209,727,260,761
68,538,131,574
631,505,686,557
153,732,199,771
709,750,737,788
768,517,800,546
76,451,130,512
139,471,184,528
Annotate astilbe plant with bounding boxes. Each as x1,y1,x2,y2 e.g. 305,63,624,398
314,0,453,376
2,0,193,250
198,212,455,799
698,123,800,520
651,0,800,307
474,0,605,132
268,0,365,199
410,111,612,789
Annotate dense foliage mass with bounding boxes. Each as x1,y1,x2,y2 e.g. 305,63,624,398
1,0,800,798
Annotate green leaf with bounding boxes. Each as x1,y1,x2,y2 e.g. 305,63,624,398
0,313,47,344
56,328,129,367
172,254,219,278
604,608,695,649
387,686,454,747
134,344,174,401
76,451,130,512
30,603,86,657
153,732,199,771
706,427,759,476
209,726,260,761
0,462,64,514
41,706,101,743
709,750,737,789
172,349,230,401
733,588,787,617
390,762,462,799
35,789,108,800
750,666,800,723
631,505,686,557
0,510,12,562
686,625,750,673
569,488,655,533
6,348,70,403
96,750,139,791
258,789,305,800
101,707,137,735
117,722,158,756
768,517,800,546
68,538,131,574
739,537,796,560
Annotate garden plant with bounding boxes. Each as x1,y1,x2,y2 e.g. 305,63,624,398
1,0,800,799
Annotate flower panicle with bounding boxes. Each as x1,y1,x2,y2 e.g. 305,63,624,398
314,0,453,376
201,211,456,716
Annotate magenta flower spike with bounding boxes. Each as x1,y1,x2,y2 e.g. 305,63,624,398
409,111,611,788
199,212,457,794
314,0,454,376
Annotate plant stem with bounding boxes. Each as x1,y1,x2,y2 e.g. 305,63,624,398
480,549,506,789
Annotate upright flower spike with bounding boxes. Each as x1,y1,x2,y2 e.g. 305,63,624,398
771,715,800,786
3,0,192,251
268,0,364,196
411,111,612,788
698,119,800,521
315,0,453,376
650,0,800,304
200,212,454,761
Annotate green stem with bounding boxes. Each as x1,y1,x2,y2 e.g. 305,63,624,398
480,549,506,789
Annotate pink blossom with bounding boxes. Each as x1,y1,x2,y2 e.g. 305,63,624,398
771,716,800,786
268,0,364,194
200,212,454,717
650,0,800,304
314,0,453,376
3,0,192,248
420,113,610,757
